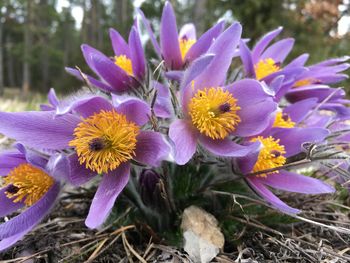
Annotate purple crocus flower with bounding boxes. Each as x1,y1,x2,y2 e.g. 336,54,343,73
0,145,65,251
169,23,277,165
138,1,225,70
66,25,146,94
237,126,334,214
0,95,170,229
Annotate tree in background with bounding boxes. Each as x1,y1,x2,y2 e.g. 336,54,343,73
0,0,349,95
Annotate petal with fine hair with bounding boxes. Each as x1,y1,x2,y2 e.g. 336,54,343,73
129,26,146,79
0,186,24,218
109,28,130,57
85,163,130,229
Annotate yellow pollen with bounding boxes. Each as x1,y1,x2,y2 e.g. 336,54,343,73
250,136,286,177
114,55,133,76
254,58,280,80
3,164,54,206
294,78,317,88
179,38,196,60
69,110,139,174
189,87,241,140
273,111,295,128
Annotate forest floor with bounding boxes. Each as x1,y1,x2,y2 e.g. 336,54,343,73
1,93,350,262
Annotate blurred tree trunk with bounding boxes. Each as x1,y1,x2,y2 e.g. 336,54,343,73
0,12,4,96
40,0,49,92
115,0,130,36
6,36,15,88
22,0,32,95
193,0,207,34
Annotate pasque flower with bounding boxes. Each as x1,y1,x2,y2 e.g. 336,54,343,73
0,95,170,229
237,101,335,214
0,144,66,251
169,23,277,165
138,1,225,70
66,24,146,94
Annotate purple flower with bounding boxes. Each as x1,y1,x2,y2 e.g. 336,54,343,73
169,23,277,165
237,122,334,214
239,27,304,82
0,95,170,229
66,25,146,94
0,145,65,251
138,1,225,70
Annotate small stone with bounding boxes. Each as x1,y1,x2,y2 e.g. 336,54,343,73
181,206,225,263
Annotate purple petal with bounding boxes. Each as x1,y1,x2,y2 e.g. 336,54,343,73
160,1,182,69
180,54,215,113
0,111,80,150
165,70,184,82
252,27,283,63
226,79,277,137
0,186,24,217
312,56,350,67
0,182,60,239
91,52,131,92
109,28,130,57
137,8,161,55
199,136,260,157
269,75,285,94
0,231,28,252
272,127,329,157
261,38,295,62
284,53,309,69
81,44,105,72
185,21,225,62
179,23,196,40
0,151,26,175
193,23,242,90
65,67,114,93
67,154,96,186
48,88,59,107
236,143,262,174
15,143,48,169
283,98,318,123
85,163,130,229
239,39,255,77
114,97,151,126
246,176,300,214
169,119,198,165
152,82,173,118
134,131,170,166
57,95,113,118
286,86,345,103
261,170,335,194
129,26,146,79
46,153,70,182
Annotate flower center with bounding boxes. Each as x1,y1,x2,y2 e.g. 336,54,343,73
114,55,133,76
273,112,295,128
179,37,196,60
69,110,139,174
254,58,280,80
3,164,54,206
189,87,241,140
293,78,319,88
250,136,286,177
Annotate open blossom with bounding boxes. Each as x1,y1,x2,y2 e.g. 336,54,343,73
168,23,277,165
0,145,65,251
138,1,225,71
237,100,334,213
0,95,170,229
239,27,305,84
66,25,146,94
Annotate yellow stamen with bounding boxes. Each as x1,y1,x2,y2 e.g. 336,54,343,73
273,111,295,128
114,55,133,76
294,78,317,88
69,110,139,174
179,38,196,60
3,164,54,206
189,87,241,139
254,58,280,80
250,136,286,177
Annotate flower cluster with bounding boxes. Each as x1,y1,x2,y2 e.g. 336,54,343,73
1,1,349,251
